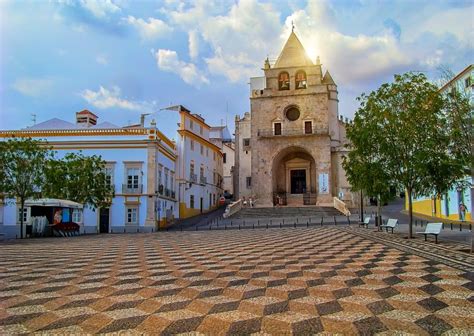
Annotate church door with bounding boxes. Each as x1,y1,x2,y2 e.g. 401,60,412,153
290,170,306,194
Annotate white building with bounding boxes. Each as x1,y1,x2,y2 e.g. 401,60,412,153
0,110,178,238
234,112,252,199
210,126,235,197
174,106,224,218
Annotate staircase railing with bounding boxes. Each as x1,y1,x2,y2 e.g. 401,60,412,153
333,197,351,216
223,199,242,218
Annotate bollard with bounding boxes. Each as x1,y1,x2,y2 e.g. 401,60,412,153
306,221,309,228
266,222,269,229
460,223,462,231
347,216,350,225
450,222,453,230
334,216,337,225
239,224,241,230
470,223,472,231
321,217,324,226
280,221,282,228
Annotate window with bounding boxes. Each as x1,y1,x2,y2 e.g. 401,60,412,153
285,106,300,121
200,166,204,179
200,144,204,155
246,176,252,188
190,119,194,130
223,153,227,163
305,121,312,134
206,148,209,157
190,162,195,177
465,77,472,88
158,165,162,187
213,152,216,161
126,168,140,189
199,125,203,135
278,72,290,90
190,140,194,151
295,70,307,89
170,172,174,192
243,138,250,147
190,195,195,209
72,209,82,223
18,207,27,223
164,169,169,189
104,167,114,188
274,122,282,135
126,207,138,224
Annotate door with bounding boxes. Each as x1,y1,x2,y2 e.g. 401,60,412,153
291,170,306,194
200,197,203,213
274,123,281,135
305,121,312,134
99,208,110,233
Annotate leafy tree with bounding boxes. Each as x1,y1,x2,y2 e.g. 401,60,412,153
43,152,114,209
346,72,466,238
0,138,52,238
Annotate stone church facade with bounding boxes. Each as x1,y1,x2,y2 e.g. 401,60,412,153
235,31,352,207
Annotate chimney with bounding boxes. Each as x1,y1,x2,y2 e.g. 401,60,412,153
140,113,150,127
76,110,98,127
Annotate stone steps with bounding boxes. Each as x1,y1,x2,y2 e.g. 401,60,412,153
229,207,343,219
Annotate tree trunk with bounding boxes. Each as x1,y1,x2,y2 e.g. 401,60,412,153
376,194,382,229
470,172,474,253
360,190,364,222
20,198,24,239
407,188,413,239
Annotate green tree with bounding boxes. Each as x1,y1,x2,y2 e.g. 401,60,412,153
43,152,114,209
346,72,465,238
0,138,52,238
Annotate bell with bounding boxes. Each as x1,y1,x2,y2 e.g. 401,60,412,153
281,82,289,88
297,81,306,89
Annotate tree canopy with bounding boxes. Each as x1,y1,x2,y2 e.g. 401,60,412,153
344,72,470,238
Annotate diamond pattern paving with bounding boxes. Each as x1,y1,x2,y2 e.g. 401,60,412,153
0,227,473,335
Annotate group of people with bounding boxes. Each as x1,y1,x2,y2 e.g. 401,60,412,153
242,196,254,208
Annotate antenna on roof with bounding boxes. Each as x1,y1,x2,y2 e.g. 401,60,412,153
31,114,36,125
291,20,295,32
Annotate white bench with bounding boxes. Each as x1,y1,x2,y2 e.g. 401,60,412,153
380,218,398,233
417,223,443,244
358,216,371,228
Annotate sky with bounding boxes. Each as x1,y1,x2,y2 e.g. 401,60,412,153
0,0,472,138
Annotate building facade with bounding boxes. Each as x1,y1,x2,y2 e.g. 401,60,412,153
235,31,352,207
210,126,235,197
0,110,178,238
409,64,473,221
176,107,224,218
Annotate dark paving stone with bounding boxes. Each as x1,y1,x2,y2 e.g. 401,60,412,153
462,281,474,291
393,262,408,267
383,276,403,286
333,287,353,299
346,278,364,287
418,297,448,312
354,316,388,335
367,301,394,315
41,315,90,331
460,271,474,281
106,300,144,311
415,314,452,335
0,313,43,325
421,274,442,283
376,287,399,299
423,266,441,273
11,298,53,307
355,269,372,277
420,284,445,296
316,300,343,316
98,315,148,334
60,299,99,309
390,268,405,275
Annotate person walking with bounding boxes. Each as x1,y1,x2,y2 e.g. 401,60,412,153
459,202,466,221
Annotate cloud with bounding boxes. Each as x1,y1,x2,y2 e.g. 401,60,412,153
81,86,149,111
188,30,199,60
124,15,173,41
76,0,121,18
12,78,54,97
154,49,209,86
96,54,108,65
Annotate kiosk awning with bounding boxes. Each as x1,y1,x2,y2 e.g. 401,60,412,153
25,198,83,209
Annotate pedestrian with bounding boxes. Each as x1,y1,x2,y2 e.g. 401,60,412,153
242,196,247,207
459,202,466,221
249,197,254,208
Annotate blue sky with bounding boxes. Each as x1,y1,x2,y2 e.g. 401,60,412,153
1,0,472,139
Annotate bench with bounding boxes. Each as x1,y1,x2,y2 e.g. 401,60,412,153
358,216,371,228
380,218,398,233
417,223,443,244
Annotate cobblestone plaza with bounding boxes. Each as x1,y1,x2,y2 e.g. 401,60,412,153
1,228,473,335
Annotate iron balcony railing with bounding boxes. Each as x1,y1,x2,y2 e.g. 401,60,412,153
165,188,170,197
122,184,143,194
190,173,197,183
200,176,207,185
257,126,328,138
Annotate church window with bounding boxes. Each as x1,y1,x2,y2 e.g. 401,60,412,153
295,71,307,89
285,106,300,121
274,123,282,135
305,121,312,134
246,177,252,188
278,72,290,90
243,138,250,147
190,140,194,151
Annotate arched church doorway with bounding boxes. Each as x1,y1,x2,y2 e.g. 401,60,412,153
271,146,317,206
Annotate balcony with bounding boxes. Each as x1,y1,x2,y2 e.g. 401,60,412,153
122,184,143,194
257,126,328,138
171,191,176,199
190,173,197,183
158,184,164,195
165,188,170,197
200,176,207,185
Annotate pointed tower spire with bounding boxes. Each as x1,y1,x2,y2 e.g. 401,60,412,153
273,31,314,68
322,70,336,85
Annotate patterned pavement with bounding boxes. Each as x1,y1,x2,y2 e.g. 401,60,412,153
0,228,473,335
